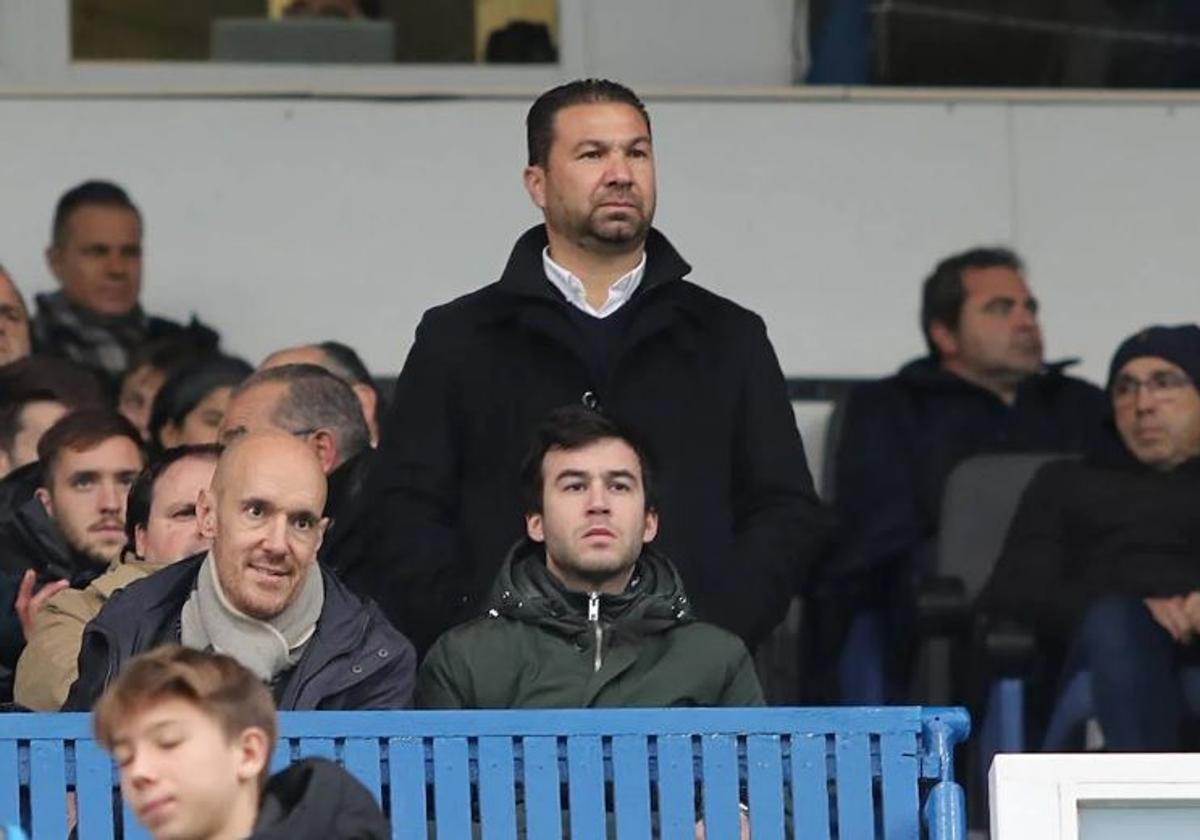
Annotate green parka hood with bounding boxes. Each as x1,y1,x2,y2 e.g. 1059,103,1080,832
485,538,693,640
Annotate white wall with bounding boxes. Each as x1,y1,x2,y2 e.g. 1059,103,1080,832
0,95,1196,383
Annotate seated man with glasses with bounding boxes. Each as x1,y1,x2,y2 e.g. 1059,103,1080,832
980,324,1200,750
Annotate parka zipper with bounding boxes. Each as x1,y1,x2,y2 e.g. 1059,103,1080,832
588,592,603,672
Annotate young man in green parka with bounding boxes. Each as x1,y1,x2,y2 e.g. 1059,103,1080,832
416,405,764,709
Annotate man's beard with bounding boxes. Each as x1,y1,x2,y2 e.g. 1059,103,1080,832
581,210,651,252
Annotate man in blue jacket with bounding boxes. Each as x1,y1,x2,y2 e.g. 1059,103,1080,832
64,431,415,711
827,246,1107,701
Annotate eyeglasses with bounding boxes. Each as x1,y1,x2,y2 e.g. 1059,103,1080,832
1112,370,1193,402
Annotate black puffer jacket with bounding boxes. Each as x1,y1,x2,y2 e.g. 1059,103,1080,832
0,496,107,588
251,758,390,840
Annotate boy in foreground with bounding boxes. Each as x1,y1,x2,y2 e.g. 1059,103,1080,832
93,645,388,840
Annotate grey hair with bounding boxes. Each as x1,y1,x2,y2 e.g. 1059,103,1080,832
236,364,370,466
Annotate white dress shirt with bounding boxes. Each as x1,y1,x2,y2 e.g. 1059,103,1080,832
542,248,646,319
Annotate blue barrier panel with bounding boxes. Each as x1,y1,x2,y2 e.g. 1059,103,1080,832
610,735,651,840
656,734,696,840
746,734,786,840
387,737,426,840
0,706,971,840
476,736,517,840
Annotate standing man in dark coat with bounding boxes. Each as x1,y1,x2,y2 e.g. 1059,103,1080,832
366,78,828,654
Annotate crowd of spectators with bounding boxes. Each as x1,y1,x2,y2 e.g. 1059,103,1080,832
1,78,1198,796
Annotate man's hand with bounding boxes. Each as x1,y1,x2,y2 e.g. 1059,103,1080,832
1145,595,1193,643
1182,592,1200,635
15,569,68,641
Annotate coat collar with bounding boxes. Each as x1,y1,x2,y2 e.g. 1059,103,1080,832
496,224,692,303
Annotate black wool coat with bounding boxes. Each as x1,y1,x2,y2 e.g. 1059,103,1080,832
360,225,830,653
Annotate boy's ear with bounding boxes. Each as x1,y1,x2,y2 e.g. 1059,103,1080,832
235,726,271,785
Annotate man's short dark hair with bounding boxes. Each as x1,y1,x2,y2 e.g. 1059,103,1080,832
526,79,651,168
519,405,658,515
314,341,383,430
52,180,142,246
920,246,1025,357
37,408,145,483
0,356,106,457
234,364,370,465
124,444,222,551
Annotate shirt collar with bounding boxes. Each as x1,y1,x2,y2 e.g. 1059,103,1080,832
542,248,646,319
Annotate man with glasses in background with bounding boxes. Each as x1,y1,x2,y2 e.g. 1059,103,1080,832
980,324,1200,751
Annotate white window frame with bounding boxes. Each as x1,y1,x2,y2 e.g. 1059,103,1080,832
0,0,587,93
990,753,1200,840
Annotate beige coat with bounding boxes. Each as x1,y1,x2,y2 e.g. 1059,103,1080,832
14,562,160,711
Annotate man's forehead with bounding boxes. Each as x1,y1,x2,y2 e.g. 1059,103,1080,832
216,436,325,507
57,436,142,471
545,438,642,474
64,204,141,239
225,382,286,424
962,265,1029,299
262,346,325,368
552,102,650,143
1118,356,1187,378
0,272,23,305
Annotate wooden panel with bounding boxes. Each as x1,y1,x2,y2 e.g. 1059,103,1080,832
0,740,19,827
790,734,831,839
655,735,695,840
879,732,920,840
610,735,651,840
343,738,384,804
432,737,472,839
296,737,337,762
521,736,562,840
565,736,605,840
745,735,786,840
834,733,875,840
75,740,116,840
476,737,518,840
699,735,740,840
388,737,428,840
29,741,67,839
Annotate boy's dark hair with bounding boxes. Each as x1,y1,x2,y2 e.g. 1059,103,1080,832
94,645,277,789
52,180,141,246
37,408,145,482
921,246,1024,357
519,405,658,514
124,444,222,551
526,79,651,168
147,355,252,451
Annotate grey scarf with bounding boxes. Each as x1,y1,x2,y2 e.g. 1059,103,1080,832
180,553,325,682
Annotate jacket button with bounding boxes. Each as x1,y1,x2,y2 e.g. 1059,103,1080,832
377,648,389,658
351,664,363,674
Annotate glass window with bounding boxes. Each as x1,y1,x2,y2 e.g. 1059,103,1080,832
70,0,559,64
1078,800,1200,840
